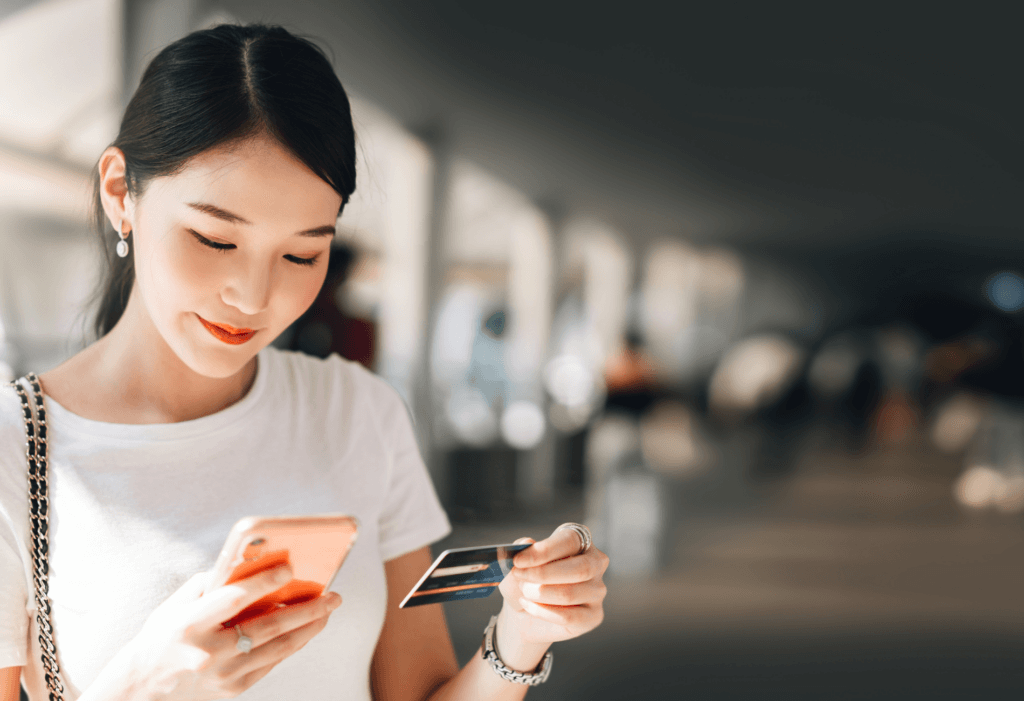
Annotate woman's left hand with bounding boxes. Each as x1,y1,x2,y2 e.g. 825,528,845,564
495,526,608,665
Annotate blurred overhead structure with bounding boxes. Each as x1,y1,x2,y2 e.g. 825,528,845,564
3,0,1023,258
5,0,1020,326
207,0,1024,251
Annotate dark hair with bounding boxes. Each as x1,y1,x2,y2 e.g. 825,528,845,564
92,23,356,337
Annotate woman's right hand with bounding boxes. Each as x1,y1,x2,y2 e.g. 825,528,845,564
84,564,341,701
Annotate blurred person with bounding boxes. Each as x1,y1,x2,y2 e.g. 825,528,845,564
870,389,920,446
706,333,809,478
0,24,608,701
583,412,639,540
602,329,658,415
446,309,517,518
921,334,996,455
582,410,669,578
807,330,882,450
869,326,925,447
907,292,1023,413
467,309,511,411
935,324,1024,400
912,301,1024,513
588,328,658,487
601,456,667,578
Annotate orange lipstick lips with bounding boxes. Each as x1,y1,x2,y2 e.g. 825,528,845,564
198,316,257,345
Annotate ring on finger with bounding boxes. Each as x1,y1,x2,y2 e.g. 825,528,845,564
235,624,254,654
555,522,592,556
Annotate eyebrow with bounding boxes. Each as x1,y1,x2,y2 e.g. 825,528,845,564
186,202,336,238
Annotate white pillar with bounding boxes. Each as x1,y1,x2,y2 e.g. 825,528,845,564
414,125,456,500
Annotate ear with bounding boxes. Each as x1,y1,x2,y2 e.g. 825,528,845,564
97,146,135,234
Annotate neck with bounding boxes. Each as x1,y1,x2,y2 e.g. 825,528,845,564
42,289,258,424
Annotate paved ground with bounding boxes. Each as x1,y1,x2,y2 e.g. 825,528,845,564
436,439,1024,699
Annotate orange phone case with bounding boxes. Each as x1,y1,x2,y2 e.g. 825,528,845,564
206,514,359,628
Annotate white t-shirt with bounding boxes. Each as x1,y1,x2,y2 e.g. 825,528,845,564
0,348,451,700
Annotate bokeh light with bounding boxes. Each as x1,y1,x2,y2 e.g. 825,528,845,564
499,400,546,449
445,386,498,446
708,334,804,419
986,271,1024,312
930,393,985,453
954,465,1003,509
544,354,596,409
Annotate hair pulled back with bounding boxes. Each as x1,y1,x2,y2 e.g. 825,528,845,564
92,23,356,337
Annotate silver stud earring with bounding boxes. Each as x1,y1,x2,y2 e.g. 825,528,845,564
115,219,130,258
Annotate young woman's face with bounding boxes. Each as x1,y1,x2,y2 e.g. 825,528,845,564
128,135,342,378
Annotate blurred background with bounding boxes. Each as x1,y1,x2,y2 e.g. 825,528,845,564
3,0,1024,698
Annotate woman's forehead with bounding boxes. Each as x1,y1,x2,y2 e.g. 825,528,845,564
147,137,343,225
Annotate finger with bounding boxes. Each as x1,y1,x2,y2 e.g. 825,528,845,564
519,579,607,607
227,614,331,676
513,550,606,584
518,599,596,627
188,564,293,626
232,592,341,649
513,528,584,568
238,662,277,692
507,537,534,568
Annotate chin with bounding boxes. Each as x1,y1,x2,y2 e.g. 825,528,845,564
173,336,263,380
161,313,270,380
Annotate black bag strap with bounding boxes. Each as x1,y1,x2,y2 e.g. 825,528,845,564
10,374,65,701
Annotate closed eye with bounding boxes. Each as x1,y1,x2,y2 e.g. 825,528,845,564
191,229,321,266
190,229,234,251
285,254,320,267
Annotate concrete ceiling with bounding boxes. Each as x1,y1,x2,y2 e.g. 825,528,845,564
211,0,1023,257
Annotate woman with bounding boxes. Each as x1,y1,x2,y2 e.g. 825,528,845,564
0,23,608,701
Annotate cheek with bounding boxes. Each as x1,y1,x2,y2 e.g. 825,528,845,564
275,267,326,323
137,231,220,318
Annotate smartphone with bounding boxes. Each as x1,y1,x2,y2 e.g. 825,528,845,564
205,513,359,628
399,542,532,608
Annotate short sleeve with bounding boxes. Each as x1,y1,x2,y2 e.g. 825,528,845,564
375,385,451,562
0,506,28,668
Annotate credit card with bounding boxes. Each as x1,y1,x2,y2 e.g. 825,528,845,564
399,542,532,608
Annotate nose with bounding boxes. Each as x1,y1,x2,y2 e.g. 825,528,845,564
220,258,273,317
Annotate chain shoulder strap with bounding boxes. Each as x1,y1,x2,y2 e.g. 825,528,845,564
10,373,65,701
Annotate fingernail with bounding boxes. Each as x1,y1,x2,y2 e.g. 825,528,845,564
327,593,342,610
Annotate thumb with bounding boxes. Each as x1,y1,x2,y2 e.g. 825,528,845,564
511,537,535,568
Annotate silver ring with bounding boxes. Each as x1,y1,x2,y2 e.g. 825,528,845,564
555,522,592,556
235,624,253,654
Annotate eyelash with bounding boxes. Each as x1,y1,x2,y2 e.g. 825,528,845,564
189,230,320,267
